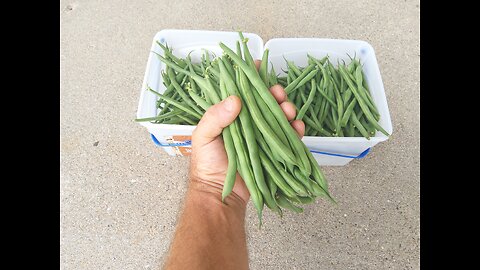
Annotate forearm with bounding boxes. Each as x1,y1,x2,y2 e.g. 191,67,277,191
163,178,249,270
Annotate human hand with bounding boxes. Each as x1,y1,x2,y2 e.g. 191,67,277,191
189,61,305,205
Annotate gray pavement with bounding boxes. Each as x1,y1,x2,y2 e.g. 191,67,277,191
60,0,420,269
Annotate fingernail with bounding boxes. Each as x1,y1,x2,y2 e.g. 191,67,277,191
223,96,235,112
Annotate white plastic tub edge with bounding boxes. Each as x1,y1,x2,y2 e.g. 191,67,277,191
137,30,393,165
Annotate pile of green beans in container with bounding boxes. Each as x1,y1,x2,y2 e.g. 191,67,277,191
136,32,388,224
276,55,389,138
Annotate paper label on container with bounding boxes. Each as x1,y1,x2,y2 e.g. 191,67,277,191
165,135,192,156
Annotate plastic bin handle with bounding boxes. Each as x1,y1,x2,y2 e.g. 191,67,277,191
150,134,370,159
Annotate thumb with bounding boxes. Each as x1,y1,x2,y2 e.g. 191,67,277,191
192,95,242,147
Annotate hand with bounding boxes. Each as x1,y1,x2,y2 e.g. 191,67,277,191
189,61,305,205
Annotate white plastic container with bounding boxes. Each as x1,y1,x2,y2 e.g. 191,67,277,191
136,29,264,156
265,38,392,165
136,30,392,165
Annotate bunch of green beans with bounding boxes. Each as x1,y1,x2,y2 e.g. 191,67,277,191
276,55,389,139
136,33,335,224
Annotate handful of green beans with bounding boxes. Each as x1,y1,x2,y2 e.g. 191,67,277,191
137,33,339,224
277,55,389,139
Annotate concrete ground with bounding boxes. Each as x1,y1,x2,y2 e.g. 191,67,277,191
60,0,419,269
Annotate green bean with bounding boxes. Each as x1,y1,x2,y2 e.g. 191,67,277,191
177,114,197,125
160,70,187,100
303,115,332,136
309,180,328,198
339,65,389,136
259,49,269,85
315,69,322,86
294,90,303,109
339,69,346,94
291,69,318,94
230,115,264,223
148,87,202,119
307,54,328,66
340,99,357,127
230,58,299,166
342,88,353,105
360,70,376,107
162,117,187,125
185,57,198,81
235,41,242,58
348,67,380,118
156,54,221,105
191,63,204,75
238,63,289,173
162,69,170,85
332,80,344,133
355,107,364,120
284,63,316,94
266,151,309,196
298,84,323,132
265,173,282,216
360,116,376,137
305,125,312,136
284,59,301,75
304,144,334,203
292,167,314,194
251,88,289,146
205,68,217,82
312,79,324,116
208,74,222,96
330,103,339,134
221,61,277,211
156,41,187,68
336,126,344,137
327,61,341,88
187,88,210,111
351,111,370,139
276,76,287,88
276,193,303,213
204,50,212,66
157,100,171,117
269,64,278,87
300,83,322,126
295,195,315,204
315,83,338,109
324,113,336,131
345,120,355,137
347,59,356,74
316,92,327,124
320,97,331,126
168,69,204,115
258,148,298,198
135,108,184,122
212,80,238,203
284,58,301,75
354,65,380,119
238,32,257,70
221,57,235,80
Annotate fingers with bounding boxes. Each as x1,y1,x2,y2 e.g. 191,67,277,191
291,120,305,138
192,96,242,147
279,102,297,121
269,84,287,103
270,84,296,121
249,62,306,138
